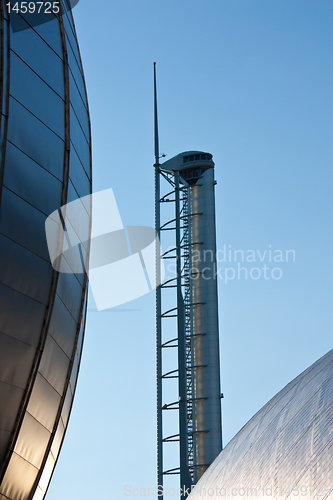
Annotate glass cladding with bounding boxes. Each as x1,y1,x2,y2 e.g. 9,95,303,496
0,3,92,499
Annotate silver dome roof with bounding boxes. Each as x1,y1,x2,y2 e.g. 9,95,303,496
188,350,333,499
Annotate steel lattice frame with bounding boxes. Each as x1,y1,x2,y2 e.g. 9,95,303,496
156,166,206,499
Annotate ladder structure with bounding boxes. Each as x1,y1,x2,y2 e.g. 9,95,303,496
154,63,222,500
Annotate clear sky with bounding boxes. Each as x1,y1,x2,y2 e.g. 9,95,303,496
47,1,332,499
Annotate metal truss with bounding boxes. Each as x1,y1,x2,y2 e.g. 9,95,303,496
156,165,204,499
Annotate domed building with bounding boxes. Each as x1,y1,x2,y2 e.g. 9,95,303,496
188,350,333,499
0,2,91,499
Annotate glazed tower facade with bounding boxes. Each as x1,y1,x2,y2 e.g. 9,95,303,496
0,2,92,499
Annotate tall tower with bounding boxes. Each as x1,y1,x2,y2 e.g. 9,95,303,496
154,65,222,498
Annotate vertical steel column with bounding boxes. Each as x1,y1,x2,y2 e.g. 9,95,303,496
154,63,163,499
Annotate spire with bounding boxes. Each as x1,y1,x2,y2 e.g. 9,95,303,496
154,62,160,166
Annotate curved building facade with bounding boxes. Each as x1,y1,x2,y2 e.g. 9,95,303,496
0,2,92,499
188,350,333,499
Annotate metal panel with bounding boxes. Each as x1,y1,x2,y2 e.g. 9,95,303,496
56,261,84,321
3,143,63,216
60,386,72,429
68,148,91,199
188,350,333,500
0,234,52,304
69,72,89,140
48,295,78,358
0,2,91,497
69,350,79,396
39,335,70,395
10,22,65,98
0,431,11,466
0,333,36,388
0,188,53,261
32,18,63,58
0,452,39,500
26,374,61,432
50,418,65,461
0,382,24,431
70,106,90,171
38,452,55,495
7,98,65,180
0,283,45,346
13,413,51,469
9,52,65,138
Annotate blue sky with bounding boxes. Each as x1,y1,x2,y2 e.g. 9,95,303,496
47,1,332,498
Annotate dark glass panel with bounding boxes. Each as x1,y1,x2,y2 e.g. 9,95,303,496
0,188,53,261
10,21,65,98
3,143,63,217
27,373,61,431
14,412,51,469
10,53,65,138
39,335,70,395
7,98,65,181
49,294,77,358
0,382,24,431
0,333,36,389
0,235,52,305
0,283,45,347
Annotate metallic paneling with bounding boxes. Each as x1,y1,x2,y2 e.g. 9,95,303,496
0,2,92,497
0,234,52,304
0,283,45,346
70,106,90,170
0,452,39,500
188,350,333,500
56,266,84,321
3,143,63,216
33,19,63,59
26,374,61,432
13,413,51,469
7,98,65,180
0,431,10,465
0,333,36,388
0,188,52,261
189,167,222,479
0,383,24,431
60,386,73,429
68,149,91,198
10,23,64,97
48,295,78,358
69,72,89,139
9,52,65,138
39,336,70,395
